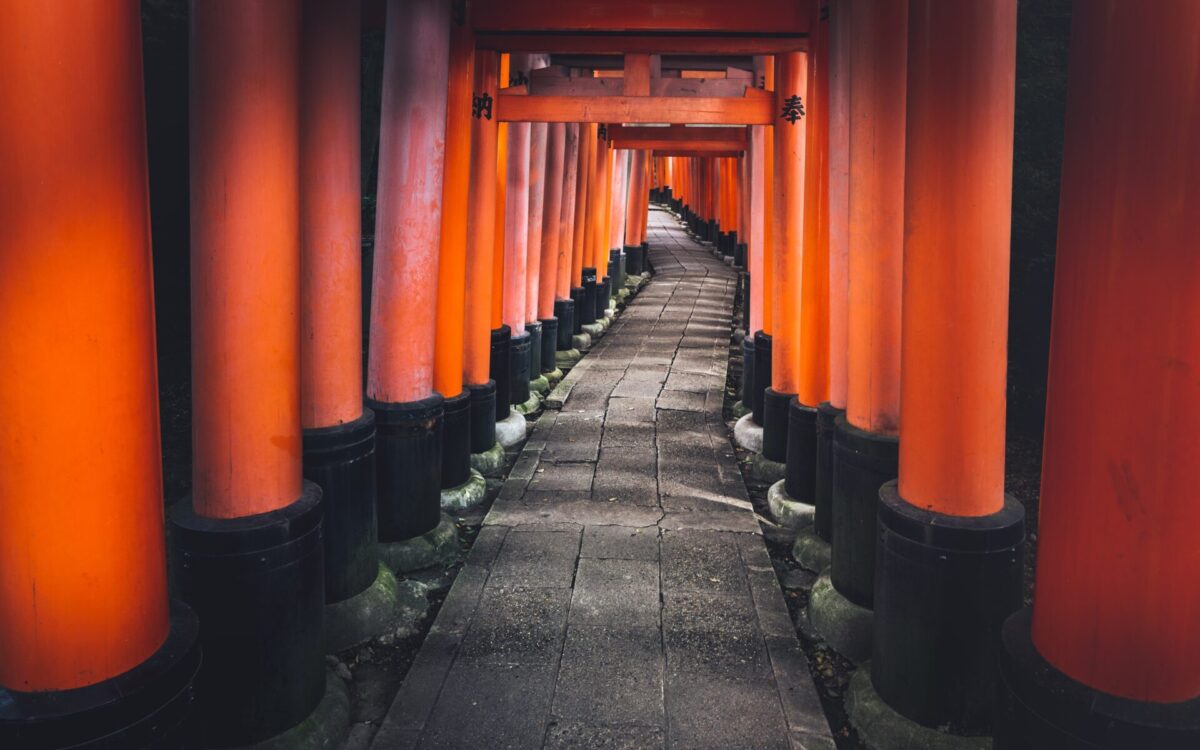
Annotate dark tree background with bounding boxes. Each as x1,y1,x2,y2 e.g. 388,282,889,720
140,0,1071,506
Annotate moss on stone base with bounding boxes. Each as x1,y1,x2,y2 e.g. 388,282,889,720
377,514,461,573
440,469,487,512
767,479,815,530
807,572,874,664
846,668,990,750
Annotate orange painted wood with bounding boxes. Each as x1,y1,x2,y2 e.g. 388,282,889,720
798,2,830,409
539,123,566,319
610,125,747,144
474,33,807,55
1030,0,1200,704
571,124,595,285
464,51,500,385
748,125,767,334
502,115,530,334
770,52,808,394
897,0,1014,517
301,0,363,425
625,150,647,247
491,55,510,331
496,92,774,124
190,0,303,518
527,121,548,324
471,0,809,34
624,53,652,96
0,0,170,691
759,55,776,335
434,18,474,399
556,124,581,298
827,0,850,411
846,0,906,435
366,0,448,406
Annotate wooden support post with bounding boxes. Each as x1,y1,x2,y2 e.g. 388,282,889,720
998,3,1200,746
538,122,566,366
465,51,500,387
0,8,196,743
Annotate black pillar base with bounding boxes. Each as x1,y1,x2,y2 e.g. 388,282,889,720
996,609,1200,749
608,248,622,291
872,481,1025,734
625,244,644,276
741,336,756,408
370,394,444,541
740,272,751,332
540,317,560,370
302,410,378,604
440,390,471,490
569,287,586,333
735,242,747,269
527,321,543,381
596,276,611,319
509,330,532,407
489,325,511,422
581,268,598,325
707,219,718,242
762,387,794,464
553,300,575,348
169,484,325,746
785,399,818,503
468,380,497,453
640,242,650,272
831,415,898,609
814,402,842,543
752,331,772,426
0,604,201,749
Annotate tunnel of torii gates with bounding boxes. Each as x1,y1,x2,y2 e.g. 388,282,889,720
0,0,1197,748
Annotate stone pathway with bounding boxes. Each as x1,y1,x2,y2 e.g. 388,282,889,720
372,210,835,750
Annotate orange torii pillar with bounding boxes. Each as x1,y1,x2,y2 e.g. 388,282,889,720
802,0,851,568
592,130,614,322
742,119,770,419
779,0,830,531
0,3,200,744
760,51,808,475
607,149,630,297
465,51,508,455
996,3,1200,746
581,125,609,329
554,124,583,359
436,6,478,483
502,54,537,417
172,2,329,744
526,114,551,396
301,0,392,651
539,123,568,374
813,0,908,664
573,124,597,330
369,0,463,552
488,54,514,441
749,54,777,432
857,1,1023,739
624,150,650,276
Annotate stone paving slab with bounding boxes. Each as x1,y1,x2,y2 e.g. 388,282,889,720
374,210,833,749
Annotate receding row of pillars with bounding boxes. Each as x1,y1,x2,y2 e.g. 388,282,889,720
653,1,1200,747
0,0,653,747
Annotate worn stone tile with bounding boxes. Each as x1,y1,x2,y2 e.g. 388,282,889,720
542,412,604,463
485,498,664,528
662,590,766,676
656,389,708,412
601,422,657,449
580,525,660,560
419,660,557,749
488,528,581,588
661,529,748,595
527,461,595,491
458,586,571,664
570,558,660,627
604,396,658,425
553,625,665,725
545,722,665,750
429,564,491,636
665,669,790,750
373,631,461,742
765,636,832,736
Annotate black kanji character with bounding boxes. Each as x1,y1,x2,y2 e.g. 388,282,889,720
472,92,493,120
780,94,805,124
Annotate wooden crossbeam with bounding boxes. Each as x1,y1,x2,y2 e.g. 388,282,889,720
495,89,773,124
608,125,747,146
529,76,753,98
471,1,810,35
652,149,744,158
474,34,808,55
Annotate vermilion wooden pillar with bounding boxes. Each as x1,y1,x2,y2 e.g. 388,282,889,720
783,0,830,518
625,150,649,276
437,12,479,481
368,0,456,549
465,51,504,447
864,0,1024,737
554,124,581,353
538,123,566,375
174,2,327,743
0,3,200,743
573,124,597,328
997,3,1200,746
526,117,550,392
502,54,532,413
761,51,808,468
488,54,513,433
820,0,908,649
299,0,383,647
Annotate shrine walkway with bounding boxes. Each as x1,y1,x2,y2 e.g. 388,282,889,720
372,209,834,750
